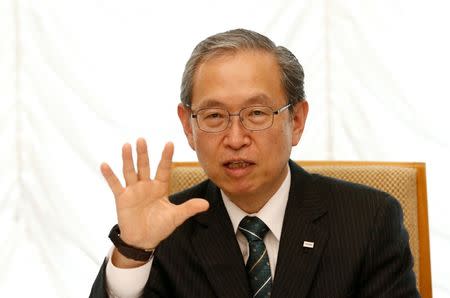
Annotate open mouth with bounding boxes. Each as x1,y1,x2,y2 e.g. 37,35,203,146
224,160,254,169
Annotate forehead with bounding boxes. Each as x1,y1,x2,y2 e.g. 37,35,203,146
191,50,286,109
195,94,275,109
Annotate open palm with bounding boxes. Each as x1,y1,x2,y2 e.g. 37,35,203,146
101,138,209,251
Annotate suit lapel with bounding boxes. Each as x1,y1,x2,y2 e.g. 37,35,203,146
272,161,330,298
191,182,250,298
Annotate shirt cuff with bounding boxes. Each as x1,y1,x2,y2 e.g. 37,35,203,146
105,247,152,298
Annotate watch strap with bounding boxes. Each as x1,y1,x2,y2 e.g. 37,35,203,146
108,224,155,262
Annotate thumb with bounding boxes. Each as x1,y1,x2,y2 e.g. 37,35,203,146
173,198,209,226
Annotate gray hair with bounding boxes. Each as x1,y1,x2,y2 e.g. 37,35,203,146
180,28,305,110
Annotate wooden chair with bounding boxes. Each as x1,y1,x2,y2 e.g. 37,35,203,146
170,161,432,297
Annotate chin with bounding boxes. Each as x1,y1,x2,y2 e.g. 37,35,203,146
220,179,259,197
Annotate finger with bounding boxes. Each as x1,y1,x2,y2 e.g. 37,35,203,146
122,143,138,186
173,198,210,227
100,162,124,197
155,142,174,183
136,138,150,180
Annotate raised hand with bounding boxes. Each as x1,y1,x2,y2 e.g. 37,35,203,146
100,138,209,267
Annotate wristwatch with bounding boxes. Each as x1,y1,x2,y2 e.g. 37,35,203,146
108,224,155,261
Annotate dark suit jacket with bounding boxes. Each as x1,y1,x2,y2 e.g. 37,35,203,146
90,161,419,297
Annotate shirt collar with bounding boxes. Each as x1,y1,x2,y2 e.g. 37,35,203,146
221,168,291,241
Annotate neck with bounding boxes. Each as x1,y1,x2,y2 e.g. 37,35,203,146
231,196,271,214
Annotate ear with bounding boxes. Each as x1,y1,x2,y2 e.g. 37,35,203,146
291,100,309,146
177,103,196,150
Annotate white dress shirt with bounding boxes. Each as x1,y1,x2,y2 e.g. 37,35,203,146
106,170,291,298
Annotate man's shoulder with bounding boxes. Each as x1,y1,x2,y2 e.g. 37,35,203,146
311,171,388,195
311,172,403,224
290,162,400,212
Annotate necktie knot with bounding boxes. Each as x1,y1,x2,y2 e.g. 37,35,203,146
239,216,269,242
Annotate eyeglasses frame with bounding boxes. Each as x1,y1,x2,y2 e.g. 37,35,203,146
186,102,292,133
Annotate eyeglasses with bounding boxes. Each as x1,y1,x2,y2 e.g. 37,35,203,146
188,103,291,133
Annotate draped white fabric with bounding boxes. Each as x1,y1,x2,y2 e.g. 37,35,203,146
1,0,449,296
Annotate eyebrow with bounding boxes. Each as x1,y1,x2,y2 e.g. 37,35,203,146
192,94,274,110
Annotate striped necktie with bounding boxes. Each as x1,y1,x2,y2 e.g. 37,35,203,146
239,216,272,297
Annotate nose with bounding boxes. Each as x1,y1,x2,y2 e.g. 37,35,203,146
223,115,251,150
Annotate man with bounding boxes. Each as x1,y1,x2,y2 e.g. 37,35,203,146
90,29,419,297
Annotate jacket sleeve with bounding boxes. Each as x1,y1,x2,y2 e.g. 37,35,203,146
89,258,108,298
357,195,420,297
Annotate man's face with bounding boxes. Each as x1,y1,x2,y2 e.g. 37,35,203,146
178,50,308,210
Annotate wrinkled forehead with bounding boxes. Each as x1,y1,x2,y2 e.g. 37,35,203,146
192,94,277,110
190,51,285,110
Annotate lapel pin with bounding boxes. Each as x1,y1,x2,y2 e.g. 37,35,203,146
303,241,314,248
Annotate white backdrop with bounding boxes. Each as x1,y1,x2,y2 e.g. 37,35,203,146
1,0,449,296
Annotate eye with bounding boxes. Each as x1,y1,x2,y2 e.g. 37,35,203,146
198,109,228,121
251,110,264,116
248,108,270,117
204,111,225,119
206,112,223,119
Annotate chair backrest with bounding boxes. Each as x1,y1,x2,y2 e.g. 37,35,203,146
169,161,432,298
